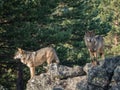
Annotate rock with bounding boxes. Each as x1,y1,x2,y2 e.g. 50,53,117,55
65,76,87,90
27,74,54,90
83,63,92,74
76,76,88,90
88,66,109,89
47,63,85,79
27,74,87,90
87,84,104,90
83,56,120,90
26,64,85,90
109,66,120,90
109,84,120,90
26,56,120,90
102,56,120,74
57,76,87,90
83,60,104,74
112,66,120,83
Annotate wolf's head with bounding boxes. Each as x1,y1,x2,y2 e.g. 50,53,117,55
84,31,97,52
14,48,24,60
85,31,95,42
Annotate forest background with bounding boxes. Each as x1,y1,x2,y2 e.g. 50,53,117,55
0,0,120,90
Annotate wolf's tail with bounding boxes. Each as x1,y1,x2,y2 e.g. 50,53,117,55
54,50,60,64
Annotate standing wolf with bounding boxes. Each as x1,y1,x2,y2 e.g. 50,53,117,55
84,31,104,65
14,47,60,78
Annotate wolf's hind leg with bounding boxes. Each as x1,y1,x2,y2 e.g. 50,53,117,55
46,57,53,71
55,56,60,64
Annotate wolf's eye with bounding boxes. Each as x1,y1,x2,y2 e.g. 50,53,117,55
18,53,22,58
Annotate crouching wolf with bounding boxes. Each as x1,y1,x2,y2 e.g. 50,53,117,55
14,47,60,78
84,31,104,66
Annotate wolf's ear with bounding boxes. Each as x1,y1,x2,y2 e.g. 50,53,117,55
18,48,21,51
85,31,89,35
92,31,95,36
18,48,24,53
90,31,95,36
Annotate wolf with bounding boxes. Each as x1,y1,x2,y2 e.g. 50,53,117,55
14,47,60,78
84,31,104,65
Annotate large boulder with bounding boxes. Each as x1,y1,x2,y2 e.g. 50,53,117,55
109,66,120,90
27,75,87,90
83,60,104,74
102,56,120,74
47,63,85,79
76,76,88,90
26,56,120,90
26,64,85,90
86,56,120,90
88,66,109,89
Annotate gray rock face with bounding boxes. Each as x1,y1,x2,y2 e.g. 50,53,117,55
47,63,85,79
88,66,109,88
102,56,120,74
83,63,92,74
26,64,85,90
76,76,88,90
26,56,120,90
109,66,120,90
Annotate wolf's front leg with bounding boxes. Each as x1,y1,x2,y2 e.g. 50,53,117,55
90,52,98,66
100,51,105,60
29,67,35,78
93,52,98,65
89,52,94,64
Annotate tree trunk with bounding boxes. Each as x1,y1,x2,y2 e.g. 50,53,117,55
16,62,24,90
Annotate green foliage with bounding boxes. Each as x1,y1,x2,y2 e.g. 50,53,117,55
0,62,17,90
0,0,120,89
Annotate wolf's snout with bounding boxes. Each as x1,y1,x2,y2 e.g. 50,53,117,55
13,56,17,59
